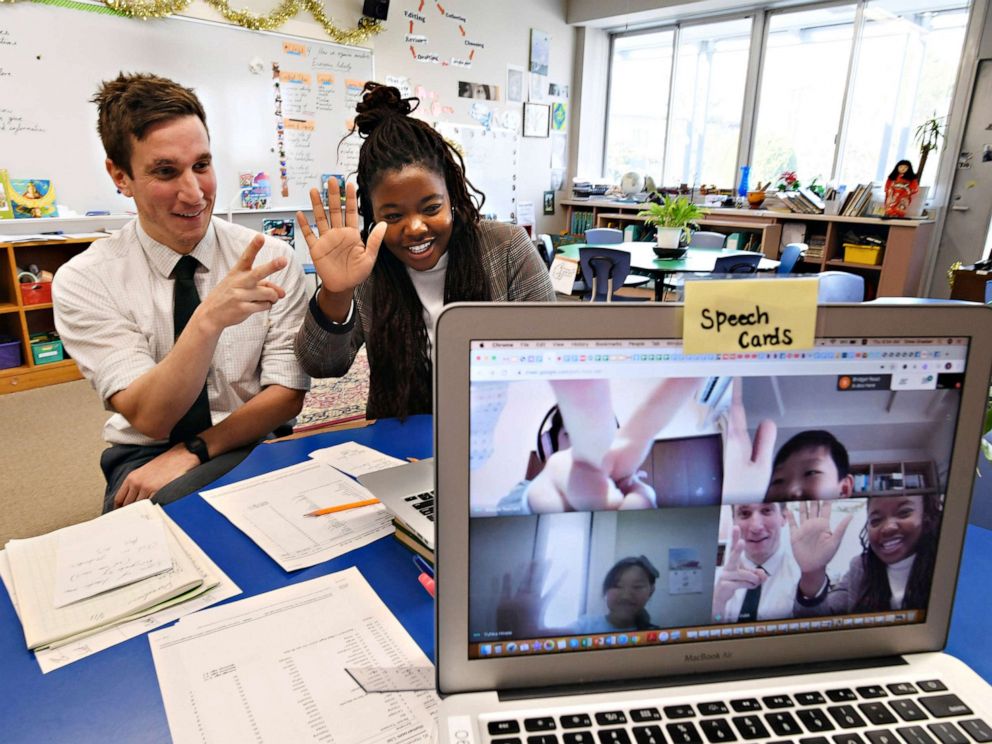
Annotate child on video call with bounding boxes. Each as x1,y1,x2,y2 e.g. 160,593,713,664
790,495,941,615
496,556,661,637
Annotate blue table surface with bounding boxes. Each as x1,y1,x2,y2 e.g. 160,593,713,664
0,413,988,743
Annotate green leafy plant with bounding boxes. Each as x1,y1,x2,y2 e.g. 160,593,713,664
637,194,707,230
914,113,945,181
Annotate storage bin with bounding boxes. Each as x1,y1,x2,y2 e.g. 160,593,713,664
0,337,22,370
20,281,53,305
843,243,882,266
29,334,63,365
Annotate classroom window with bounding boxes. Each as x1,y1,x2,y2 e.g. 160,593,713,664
604,29,675,185
663,19,753,189
750,5,857,190
836,0,969,188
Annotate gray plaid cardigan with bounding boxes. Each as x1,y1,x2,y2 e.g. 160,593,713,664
294,220,556,419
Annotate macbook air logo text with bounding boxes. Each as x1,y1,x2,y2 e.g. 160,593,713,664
683,652,729,662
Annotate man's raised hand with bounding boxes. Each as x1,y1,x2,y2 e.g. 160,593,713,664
199,234,287,334
296,180,386,295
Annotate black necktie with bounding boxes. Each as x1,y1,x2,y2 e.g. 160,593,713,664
737,565,764,622
169,255,212,444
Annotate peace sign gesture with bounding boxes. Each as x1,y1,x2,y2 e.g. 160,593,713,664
296,180,387,296
712,525,768,619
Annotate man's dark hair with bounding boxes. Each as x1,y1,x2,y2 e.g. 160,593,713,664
772,429,850,478
92,72,208,177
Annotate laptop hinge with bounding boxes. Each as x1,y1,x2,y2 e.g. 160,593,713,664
496,655,908,702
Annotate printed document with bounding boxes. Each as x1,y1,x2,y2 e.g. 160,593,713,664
201,460,393,571
308,440,405,476
149,567,437,744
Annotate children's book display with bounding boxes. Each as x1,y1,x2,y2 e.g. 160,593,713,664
0,170,58,219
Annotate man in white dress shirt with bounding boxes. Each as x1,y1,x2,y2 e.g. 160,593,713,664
53,72,309,512
711,502,801,623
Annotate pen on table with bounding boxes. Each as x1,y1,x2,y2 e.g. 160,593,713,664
412,554,434,578
303,497,380,517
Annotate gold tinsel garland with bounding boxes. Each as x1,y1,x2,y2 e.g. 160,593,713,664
2,0,383,45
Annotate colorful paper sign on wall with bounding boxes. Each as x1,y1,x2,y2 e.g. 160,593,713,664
682,277,818,355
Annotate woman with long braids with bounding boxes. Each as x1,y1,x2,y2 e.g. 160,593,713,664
294,82,555,418
789,495,942,616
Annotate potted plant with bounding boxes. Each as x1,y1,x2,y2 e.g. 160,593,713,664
637,194,707,253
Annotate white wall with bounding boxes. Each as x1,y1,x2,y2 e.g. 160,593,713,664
176,0,576,236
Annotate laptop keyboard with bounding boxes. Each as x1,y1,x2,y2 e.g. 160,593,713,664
482,680,991,744
403,490,435,521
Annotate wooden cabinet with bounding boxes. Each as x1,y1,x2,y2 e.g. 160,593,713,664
0,237,93,394
560,199,934,298
850,460,938,497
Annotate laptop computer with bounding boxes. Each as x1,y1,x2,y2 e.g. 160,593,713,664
433,302,992,744
357,459,435,549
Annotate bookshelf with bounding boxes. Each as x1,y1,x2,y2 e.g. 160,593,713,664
0,237,92,394
850,460,939,497
560,199,934,298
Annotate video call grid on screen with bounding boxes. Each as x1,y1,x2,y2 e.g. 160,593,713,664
464,336,967,659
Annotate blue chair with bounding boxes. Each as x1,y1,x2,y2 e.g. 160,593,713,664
777,243,805,274
578,247,650,302
688,231,726,248
584,227,624,244
986,279,992,304
534,233,555,268
817,271,865,302
712,253,762,274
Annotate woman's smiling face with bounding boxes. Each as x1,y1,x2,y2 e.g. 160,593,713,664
867,495,924,565
369,165,453,271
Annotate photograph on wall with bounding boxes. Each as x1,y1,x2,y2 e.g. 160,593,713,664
529,29,550,75
523,103,550,138
549,82,569,98
543,189,555,215
506,65,525,103
458,81,500,101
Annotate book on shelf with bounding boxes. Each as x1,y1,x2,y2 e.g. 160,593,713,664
392,518,434,564
841,183,875,217
8,177,59,219
0,169,14,220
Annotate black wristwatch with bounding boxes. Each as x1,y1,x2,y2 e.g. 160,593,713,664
184,436,210,464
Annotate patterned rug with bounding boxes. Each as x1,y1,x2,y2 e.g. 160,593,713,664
295,346,370,431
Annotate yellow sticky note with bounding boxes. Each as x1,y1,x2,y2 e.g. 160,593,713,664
683,278,818,355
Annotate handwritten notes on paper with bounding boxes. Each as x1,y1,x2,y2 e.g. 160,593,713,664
683,278,818,355
308,441,405,477
200,460,393,571
53,502,172,608
549,255,579,295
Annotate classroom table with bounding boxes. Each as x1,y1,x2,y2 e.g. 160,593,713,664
559,242,780,300
1,415,989,743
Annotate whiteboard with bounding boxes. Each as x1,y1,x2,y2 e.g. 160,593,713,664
436,123,519,223
0,1,373,216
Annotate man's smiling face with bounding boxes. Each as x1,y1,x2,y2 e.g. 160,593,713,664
733,502,786,566
107,115,216,254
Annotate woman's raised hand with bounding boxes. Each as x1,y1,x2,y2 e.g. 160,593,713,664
296,180,387,294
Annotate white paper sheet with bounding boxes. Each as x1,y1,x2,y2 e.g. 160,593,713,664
308,441,405,476
200,460,394,571
149,567,437,744
0,510,241,673
6,504,207,650
53,500,172,608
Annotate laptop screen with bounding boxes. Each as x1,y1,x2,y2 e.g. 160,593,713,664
465,335,968,660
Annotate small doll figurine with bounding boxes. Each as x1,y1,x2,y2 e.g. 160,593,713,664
884,160,919,218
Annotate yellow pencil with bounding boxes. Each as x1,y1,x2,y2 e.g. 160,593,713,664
304,497,381,517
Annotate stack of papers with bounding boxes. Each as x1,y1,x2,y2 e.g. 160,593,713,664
1,500,234,654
